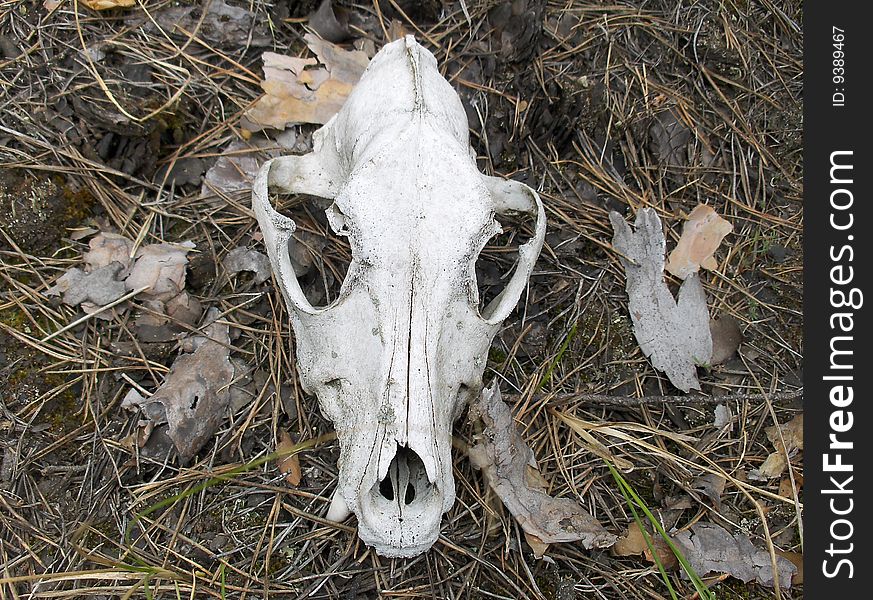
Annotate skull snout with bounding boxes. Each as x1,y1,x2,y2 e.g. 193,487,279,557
372,445,435,516
356,443,446,556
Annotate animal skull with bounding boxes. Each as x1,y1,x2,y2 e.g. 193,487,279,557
252,36,546,557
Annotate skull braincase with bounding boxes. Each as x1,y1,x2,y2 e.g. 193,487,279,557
253,36,546,557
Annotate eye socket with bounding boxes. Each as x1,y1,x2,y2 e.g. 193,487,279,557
278,196,353,309
473,210,538,320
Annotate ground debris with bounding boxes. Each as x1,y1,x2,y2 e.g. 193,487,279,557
223,247,272,284
612,522,677,569
125,241,195,301
151,0,272,47
46,263,126,307
468,383,616,554
750,413,803,480
123,309,234,463
673,523,797,588
84,232,134,274
81,0,134,10
610,208,712,391
666,204,733,279
244,33,369,130
309,0,351,43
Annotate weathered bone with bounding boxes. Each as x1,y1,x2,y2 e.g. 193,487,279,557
253,36,546,557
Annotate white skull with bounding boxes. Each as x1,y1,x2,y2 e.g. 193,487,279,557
252,36,545,557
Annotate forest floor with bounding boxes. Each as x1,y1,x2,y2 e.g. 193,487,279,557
0,1,802,598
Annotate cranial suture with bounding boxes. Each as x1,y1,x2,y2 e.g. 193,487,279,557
252,36,546,557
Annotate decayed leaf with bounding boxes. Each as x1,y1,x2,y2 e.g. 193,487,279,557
691,473,726,510
81,0,135,10
649,108,693,168
128,310,234,462
46,263,126,307
245,33,369,130
750,413,803,480
153,0,271,47
84,232,134,274
610,209,712,391
309,0,351,43
223,247,272,284
612,522,678,569
666,204,733,279
468,384,616,551
200,138,281,202
672,523,797,588
709,315,743,364
276,430,302,486
125,241,195,301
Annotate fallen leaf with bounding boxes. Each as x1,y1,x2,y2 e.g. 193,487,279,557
777,550,803,585
387,19,409,42
81,0,135,10
666,204,733,279
309,0,351,43
691,473,726,510
468,384,616,549
84,232,134,274
610,208,712,391
709,315,743,365
153,0,271,47
276,430,302,486
672,523,797,588
778,475,802,498
613,522,678,569
125,241,195,301
523,531,550,559
750,414,803,480
125,310,234,462
200,138,281,202
245,33,369,130
714,403,732,429
649,108,693,168
223,247,272,284
46,263,126,307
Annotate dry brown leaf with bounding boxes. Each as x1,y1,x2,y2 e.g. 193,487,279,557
276,430,302,486
468,384,616,549
523,531,550,559
81,0,135,10
709,315,743,364
613,522,678,569
610,208,712,391
387,19,409,42
245,33,369,130
751,413,803,480
777,550,804,585
666,204,733,279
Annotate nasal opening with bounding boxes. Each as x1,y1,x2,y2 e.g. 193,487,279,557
373,445,435,516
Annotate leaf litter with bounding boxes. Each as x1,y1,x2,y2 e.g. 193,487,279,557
666,204,734,279
750,413,803,480
123,309,234,463
468,383,616,555
673,523,797,588
244,33,370,130
609,208,712,391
